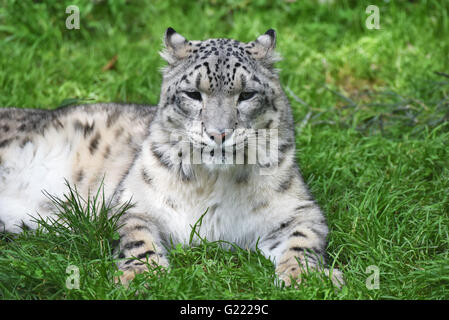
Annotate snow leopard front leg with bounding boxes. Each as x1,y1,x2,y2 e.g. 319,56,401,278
114,212,169,285
259,201,344,288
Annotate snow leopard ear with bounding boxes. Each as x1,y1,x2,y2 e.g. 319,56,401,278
248,29,280,67
161,27,191,65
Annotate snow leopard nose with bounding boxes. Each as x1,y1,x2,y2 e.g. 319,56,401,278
207,129,231,144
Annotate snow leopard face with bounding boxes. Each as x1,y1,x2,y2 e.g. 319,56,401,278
155,28,294,170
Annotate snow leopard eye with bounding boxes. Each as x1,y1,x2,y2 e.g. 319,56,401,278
238,91,257,103
183,91,202,101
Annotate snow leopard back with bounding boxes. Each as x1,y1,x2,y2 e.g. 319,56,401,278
0,103,156,232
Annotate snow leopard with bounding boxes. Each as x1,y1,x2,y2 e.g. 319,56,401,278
0,28,343,287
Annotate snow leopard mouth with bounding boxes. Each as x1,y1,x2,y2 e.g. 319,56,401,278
184,128,275,167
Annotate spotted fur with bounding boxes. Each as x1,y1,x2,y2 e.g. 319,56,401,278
0,28,343,288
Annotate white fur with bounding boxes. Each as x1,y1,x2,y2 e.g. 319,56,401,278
119,138,304,252
0,130,74,232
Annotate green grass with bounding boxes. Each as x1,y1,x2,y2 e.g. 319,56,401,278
1,0,448,299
